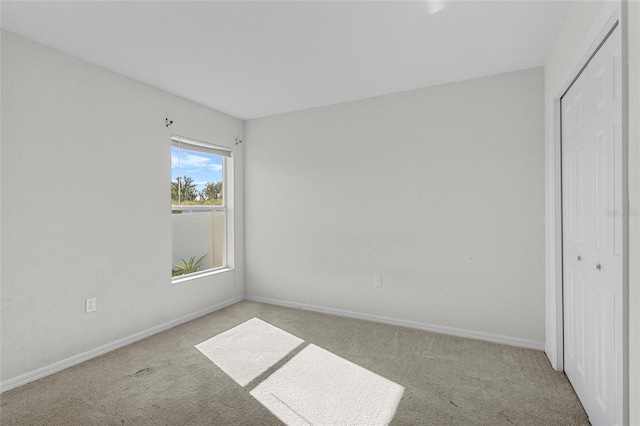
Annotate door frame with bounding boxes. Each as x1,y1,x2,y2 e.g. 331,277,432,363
548,1,628,424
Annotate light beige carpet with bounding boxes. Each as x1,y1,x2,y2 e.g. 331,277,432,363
0,301,589,425
249,343,404,425
195,317,304,387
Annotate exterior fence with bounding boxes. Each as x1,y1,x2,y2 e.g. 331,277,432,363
171,210,225,272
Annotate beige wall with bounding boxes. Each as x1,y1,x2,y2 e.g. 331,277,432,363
245,68,545,345
0,31,245,383
544,1,639,422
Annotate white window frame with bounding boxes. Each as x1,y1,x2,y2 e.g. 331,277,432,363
170,134,233,283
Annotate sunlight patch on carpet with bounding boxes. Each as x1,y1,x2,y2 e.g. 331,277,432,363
250,344,405,426
195,317,304,386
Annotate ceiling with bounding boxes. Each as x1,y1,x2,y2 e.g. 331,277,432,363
0,1,571,120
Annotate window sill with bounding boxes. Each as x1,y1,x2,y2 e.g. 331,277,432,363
171,267,232,285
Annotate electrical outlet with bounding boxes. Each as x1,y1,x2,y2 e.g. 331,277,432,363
85,298,96,313
374,275,382,288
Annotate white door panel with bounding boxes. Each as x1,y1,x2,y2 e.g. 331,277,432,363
562,54,592,407
562,25,622,426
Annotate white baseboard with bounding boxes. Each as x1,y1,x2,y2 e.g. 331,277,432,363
2,294,545,393
245,295,545,351
0,296,244,393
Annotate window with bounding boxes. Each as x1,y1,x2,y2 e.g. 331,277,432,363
171,135,232,281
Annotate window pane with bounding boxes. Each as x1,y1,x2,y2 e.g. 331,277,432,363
171,142,226,279
171,210,225,277
171,147,224,206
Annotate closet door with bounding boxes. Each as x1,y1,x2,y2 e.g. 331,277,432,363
562,24,622,426
562,52,592,415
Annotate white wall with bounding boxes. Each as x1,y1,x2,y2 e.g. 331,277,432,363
245,68,545,344
544,1,640,422
0,31,245,382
